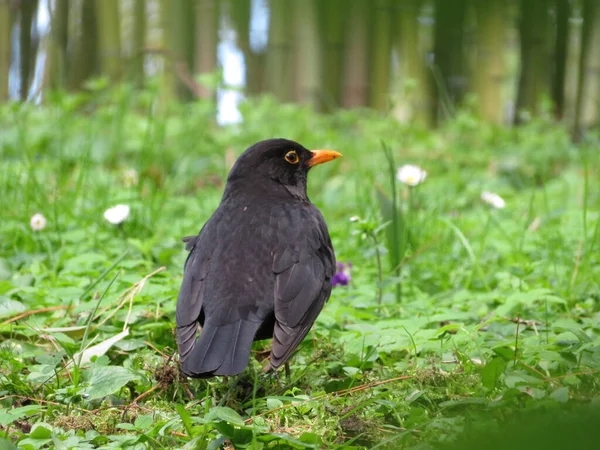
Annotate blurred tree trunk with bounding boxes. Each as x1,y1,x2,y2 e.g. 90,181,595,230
320,0,346,111
516,0,551,121
132,0,146,88
183,0,195,75
95,0,122,80
563,4,582,124
194,0,218,99
552,0,569,119
161,0,195,100
433,0,467,119
293,0,322,107
575,0,600,133
473,0,506,125
0,0,11,101
161,0,181,101
45,0,69,91
342,0,369,108
266,0,293,102
70,0,98,90
393,0,432,125
230,0,265,95
370,0,393,110
19,0,38,100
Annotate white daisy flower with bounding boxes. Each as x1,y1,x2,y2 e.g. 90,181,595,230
349,216,361,222
481,191,506,209
104,204,130,225
122,169,139,188
30,213,47,231
396,164,427,186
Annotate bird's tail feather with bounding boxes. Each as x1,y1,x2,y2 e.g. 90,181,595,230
181,320,260,377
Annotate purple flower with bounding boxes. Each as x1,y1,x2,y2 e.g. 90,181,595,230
332,262,352,287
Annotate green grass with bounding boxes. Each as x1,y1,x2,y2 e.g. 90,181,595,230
1,84,600,449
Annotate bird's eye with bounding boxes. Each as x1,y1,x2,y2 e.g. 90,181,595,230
285,150,299,164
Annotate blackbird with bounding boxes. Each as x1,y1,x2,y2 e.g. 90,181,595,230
176,138,341,378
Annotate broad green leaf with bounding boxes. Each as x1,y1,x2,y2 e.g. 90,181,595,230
266,398,283,410
0,438,19,450
84,366,137,400
205,436,228,450
205,406,245,426
299,433,322,446
504,372,545,388
481,357,507,389
26,364,57,383
0,297,26,317
134,415,153,430
15,437,52,450
0,405,42,427
213,421,235,438
495,289,565,316
493,346,514,360
30,423,53,439
565,327,593,343
0,259,11,280
114,338,146,351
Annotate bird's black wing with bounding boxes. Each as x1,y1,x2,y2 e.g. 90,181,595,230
175,225,214,363
269,206,335,369
176,208,273,378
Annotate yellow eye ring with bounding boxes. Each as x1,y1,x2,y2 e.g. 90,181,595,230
285,150,299,164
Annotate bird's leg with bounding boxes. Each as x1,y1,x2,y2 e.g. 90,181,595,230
284,362,291,382
270,370,281,384
263,359,282,385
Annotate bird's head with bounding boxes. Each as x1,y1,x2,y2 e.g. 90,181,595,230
225,139,342,200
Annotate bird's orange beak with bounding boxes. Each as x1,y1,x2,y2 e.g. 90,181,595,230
307,149,342,167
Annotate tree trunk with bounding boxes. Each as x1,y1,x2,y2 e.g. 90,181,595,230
433,0,467,119
516,0,551,121
229,0,265,95
0,0,11,101
194,0,218,99
563,2,581,125
293,0,321,107
19,0,38,100
574,0,600,132
184,0,195,74
370,0,393,111
132,0,146,88
266,0,293,102
70,0,98,90
342,0,369,108
320,0,346,110
161,0,195,100
393,0,432,125
95,0,122,80
45,0,69,91
473,0,506,125
552,0,569,119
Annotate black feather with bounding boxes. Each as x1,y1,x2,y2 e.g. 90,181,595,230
175,139,336,378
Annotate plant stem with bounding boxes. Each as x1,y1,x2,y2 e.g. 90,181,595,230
382,141,402,302
369,231,384,305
